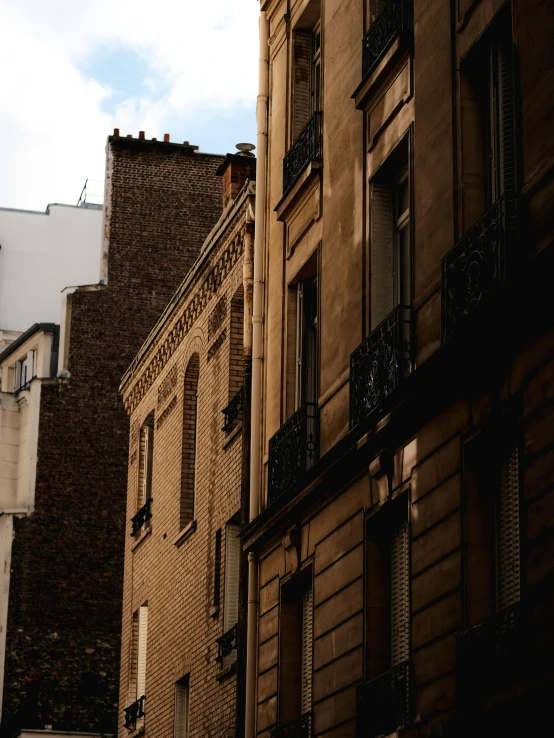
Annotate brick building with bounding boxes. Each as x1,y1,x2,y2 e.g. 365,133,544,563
242,1,554,737
118,152,255,737
0,133,223,735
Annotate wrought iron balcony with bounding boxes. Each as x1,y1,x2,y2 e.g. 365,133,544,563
130,497,152,537
457,604,523,702
362,0,412,80
268,402,319,507
270,712,313,738
221,387,243,432
216,623,238,662
442,192,519,341
124,695,145,731
350,305,414,429
283,112,322,196
356,661,411,738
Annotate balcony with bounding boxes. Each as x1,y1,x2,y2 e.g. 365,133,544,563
362,0,412,80
124,695,145,731
268,403,319,507
131,497,152,537
283,112,322,196
221,387,243,432
442,192,519,341
350,305,414,429
356,661,411,738
457,604,523,703
270,712,313,738
216,623,238,662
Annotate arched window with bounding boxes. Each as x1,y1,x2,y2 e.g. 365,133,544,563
180,353,200,529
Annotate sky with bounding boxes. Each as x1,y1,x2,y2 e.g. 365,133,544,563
0,0,259,211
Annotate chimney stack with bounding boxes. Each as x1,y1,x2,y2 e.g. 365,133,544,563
216,144,256,210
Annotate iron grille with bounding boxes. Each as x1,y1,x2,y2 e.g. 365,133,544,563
221,387,244,432
124,695,145,731
457,604,523,703
268,402,319,507
283,112,322,195
130,497,152,537
271,712,313,738
350,305,414,429
356,661,411,738
216,623,238,662
442,192,519,341
362,0,412,79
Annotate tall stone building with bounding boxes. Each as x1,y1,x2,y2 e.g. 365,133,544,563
242,1,554,737
0,133,223,736
118,151,255,738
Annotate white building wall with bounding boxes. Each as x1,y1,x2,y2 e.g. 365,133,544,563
0,203,102,333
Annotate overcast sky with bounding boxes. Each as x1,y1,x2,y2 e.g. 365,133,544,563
0,0,259,211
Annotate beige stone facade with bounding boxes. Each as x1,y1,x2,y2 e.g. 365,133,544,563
119,157,255,738
243,1,554,737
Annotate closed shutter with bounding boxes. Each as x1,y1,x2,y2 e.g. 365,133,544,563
499,26,516,194
295,282,304,409
292,33,312,140
223,523,241,667
145,424,154,500
174,680,189,738
391,516,409,667
301,584,313,714
136,605,148,700
497,441,520,611
371,183,394,330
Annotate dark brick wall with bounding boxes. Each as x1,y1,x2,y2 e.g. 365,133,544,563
1,137,223,735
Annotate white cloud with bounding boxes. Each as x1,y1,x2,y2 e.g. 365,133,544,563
0,0,259,210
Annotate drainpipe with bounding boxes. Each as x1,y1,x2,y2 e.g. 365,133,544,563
245,8,269,738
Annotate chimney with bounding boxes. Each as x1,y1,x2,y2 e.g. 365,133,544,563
216,144,256,210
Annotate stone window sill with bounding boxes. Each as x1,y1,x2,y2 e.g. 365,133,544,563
131,527,151,552
223,422,242,450
216,659,237,681
173,519,197,547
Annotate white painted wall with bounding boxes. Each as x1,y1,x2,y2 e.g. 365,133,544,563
0,203,102,333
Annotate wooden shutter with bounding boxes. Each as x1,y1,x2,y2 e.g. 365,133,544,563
497,441,520,611
145,424,154,499
499,28,516,194
295,282,304,409
301,584,313,714
371,183,394,330
292,32,312,140
174,680,189,738
136,605,148,700
224,524,241,631
391,516,409,667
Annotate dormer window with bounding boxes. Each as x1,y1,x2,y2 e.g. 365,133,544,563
14,350,36,392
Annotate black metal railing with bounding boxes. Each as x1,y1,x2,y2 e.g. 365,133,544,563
216,623,238,662
130,497,152,537
268,402,319,507
270,712,313,738
350,305,414,429
442,192,519,342
362,0,412,80
356,661,411,738
221,387,243,432
283,112,322,195
457,604,523,703
124,695,145,731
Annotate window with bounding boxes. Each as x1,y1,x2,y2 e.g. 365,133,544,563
370,136,411,330
295,276,318,410
134,413,154,535
127,604,148,730
291,1,322,142
14,350,36,392
367,0,389,25
180,354,200,529
212,529,222,614
222,520,241,666
174,676,189,738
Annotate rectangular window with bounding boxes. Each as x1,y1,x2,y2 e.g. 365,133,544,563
213,529,222,612
291,1,322,142
14,350,36,392
295,276,318,409
301,584,313,715
138,416,154,510
128,604,148,730
223,521,241,666
174,676,189,738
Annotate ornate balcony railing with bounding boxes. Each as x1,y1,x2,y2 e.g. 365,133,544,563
350,305,414,429
442,192,519,342
130,497,152,537
362,0,412,79
268,402,319,507
124,695,146,731
356,661,411,738
216,623,238,662
221,387,243,432
457,604,523,702
283,112,322,195
270,712,313,738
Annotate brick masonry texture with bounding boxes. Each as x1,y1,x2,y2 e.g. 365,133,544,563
1,137,223,735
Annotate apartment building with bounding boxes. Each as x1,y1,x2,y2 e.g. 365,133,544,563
0,133,224,736
242,1,554,737
118,151,255,738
